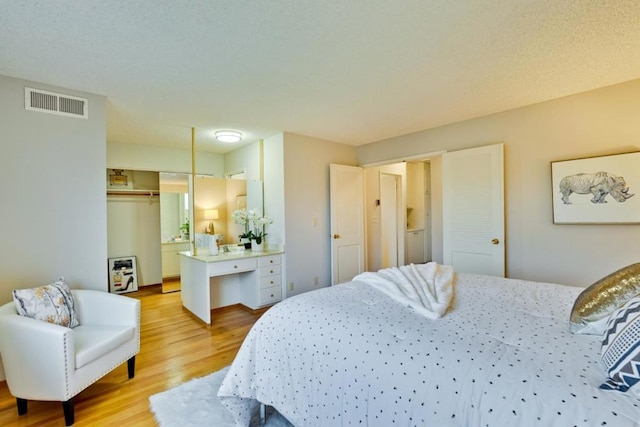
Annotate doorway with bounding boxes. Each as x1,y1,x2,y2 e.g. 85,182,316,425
380,172,401,268
332,144,503,278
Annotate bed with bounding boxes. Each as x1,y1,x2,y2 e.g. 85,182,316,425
218,264,640,426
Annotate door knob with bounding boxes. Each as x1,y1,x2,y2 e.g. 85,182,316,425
491,238,499,245
333,234,340,239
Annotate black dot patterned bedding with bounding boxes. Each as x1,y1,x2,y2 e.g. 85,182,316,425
219,272,640,426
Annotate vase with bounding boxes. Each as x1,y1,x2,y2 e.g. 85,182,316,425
240,238,252,249
252,241,264,252
208,235,219,255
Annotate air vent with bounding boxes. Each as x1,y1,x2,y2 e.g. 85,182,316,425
25,87,88,119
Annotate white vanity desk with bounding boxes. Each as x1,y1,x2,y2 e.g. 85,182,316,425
179,249,284,325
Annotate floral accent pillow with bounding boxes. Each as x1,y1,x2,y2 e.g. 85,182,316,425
12,278,79,328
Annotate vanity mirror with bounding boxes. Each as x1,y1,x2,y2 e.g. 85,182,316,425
159,172,263,293
159,172,189,243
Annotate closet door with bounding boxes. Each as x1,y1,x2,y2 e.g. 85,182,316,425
442,144,504,277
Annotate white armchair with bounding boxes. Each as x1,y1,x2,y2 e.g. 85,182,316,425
0,289,140,426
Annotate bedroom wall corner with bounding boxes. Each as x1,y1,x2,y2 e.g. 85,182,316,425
282,133,357,296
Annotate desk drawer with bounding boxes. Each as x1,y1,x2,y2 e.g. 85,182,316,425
260,286,282,305
259,275,281,289
259,264,281,277
258,255,281,267
207,258,257,276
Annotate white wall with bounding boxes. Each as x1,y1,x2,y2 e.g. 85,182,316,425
357,79,640,287
108,141,225,176
429,157,443,264
282,133,358,295
0,75,107,296
225,141,262,181
263,134,285,250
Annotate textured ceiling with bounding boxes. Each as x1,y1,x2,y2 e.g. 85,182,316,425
1,0,640,153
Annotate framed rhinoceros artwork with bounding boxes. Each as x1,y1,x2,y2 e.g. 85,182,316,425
551,152,639,224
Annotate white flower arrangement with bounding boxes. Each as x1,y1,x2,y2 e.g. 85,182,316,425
232,209,253,240
231,209,273,244
250,210,273,244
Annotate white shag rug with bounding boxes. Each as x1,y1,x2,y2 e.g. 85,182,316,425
149,366,292,427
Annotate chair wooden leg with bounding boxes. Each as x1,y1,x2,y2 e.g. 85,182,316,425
16,398,27,415
127,355,136,379
62,399,74,426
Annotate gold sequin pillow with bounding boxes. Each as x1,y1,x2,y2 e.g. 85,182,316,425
570,263,640,335
12,277,79,328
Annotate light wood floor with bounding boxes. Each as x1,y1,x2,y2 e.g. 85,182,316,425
0,285,268,426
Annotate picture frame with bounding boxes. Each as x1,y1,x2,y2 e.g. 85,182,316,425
236,195,247,211
107,169,133,189
551,152,640,224
108,256,139,293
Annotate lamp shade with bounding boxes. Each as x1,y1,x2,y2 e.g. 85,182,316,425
204,209,219,220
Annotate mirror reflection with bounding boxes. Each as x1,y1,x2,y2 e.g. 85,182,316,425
191,175,244,247
159,173,190,293
159,173,189,242
159,172,262,293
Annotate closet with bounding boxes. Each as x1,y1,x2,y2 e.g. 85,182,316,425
106,169,162,287
405,161,431,264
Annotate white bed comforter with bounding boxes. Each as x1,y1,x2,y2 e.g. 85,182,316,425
218,272,640,426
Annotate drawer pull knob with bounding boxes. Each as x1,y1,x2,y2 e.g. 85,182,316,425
270,281,274,284
270,260,274,264
270,294,274,298
270,270,274,274
234,265,238,269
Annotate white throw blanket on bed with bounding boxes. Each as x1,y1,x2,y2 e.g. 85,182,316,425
353,262,455,319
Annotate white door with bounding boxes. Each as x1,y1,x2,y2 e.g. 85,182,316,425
442,144,504,277
330,164,365,285
380,173,399,268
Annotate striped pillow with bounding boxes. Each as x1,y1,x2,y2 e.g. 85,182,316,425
600,296,640,394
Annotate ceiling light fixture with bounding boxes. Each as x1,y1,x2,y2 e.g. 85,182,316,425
215,130,242,143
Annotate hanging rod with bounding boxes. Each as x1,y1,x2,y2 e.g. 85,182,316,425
106,190,160,197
